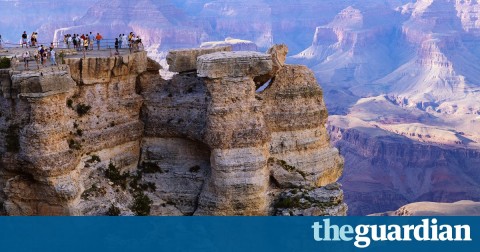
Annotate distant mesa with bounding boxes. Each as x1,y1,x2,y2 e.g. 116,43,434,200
371,201,480,216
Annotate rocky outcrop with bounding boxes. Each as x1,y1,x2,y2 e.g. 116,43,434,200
0,52,146,215
254,44,289,87
166,46,231,73
0,45,345,216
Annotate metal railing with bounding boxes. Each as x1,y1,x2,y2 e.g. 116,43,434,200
1,38,143,51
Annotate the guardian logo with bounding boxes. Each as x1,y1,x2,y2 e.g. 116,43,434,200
312,219,472,248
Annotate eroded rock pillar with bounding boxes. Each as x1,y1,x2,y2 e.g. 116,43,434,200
195,52,273,215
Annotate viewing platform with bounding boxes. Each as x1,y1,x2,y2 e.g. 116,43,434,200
0,47,139,72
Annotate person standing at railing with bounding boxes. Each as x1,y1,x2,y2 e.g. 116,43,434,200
83,38,89,58
115,38,119,54
67,34,72,49
21,31,28,48
50,49,57,66
122,34,128,50
128,32,134,50
33,32,38,47
118,34,123,49
73,34,78,50
88,32,95,51
96,33,103,50
31,32,36,47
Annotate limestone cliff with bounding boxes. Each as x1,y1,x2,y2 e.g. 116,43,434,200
0,46,345,216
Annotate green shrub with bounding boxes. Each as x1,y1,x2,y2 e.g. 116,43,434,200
141,162,163,174
81,184,98,200
0,57,11,69
66,99,73,108
105,162,129,189
130,192,152,216
76,104,91,117
68,139,82,150
274,197,301,209
106,204,121,216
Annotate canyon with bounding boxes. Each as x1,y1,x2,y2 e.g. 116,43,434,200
2,0,480,215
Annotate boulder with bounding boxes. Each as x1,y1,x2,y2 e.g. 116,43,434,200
254,44,289,87
166,46,231,73
197,51,272,79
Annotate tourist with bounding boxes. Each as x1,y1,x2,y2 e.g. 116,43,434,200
136,36,143,50
33,49,40,69
31,32,36,47
22,50,30,69
128,32,134,49
95,32,103,50
83,38,89,58
89,32,95,51
67,34,72,49
118,34,123,49
115,38,119,54
32,32,38,47
50,49,56,66
21,31,28,48
122,34,128,49
80,35,84,52
39,45,45,66
73,34,78,50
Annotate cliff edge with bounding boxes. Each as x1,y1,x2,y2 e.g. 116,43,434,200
0,46,345,216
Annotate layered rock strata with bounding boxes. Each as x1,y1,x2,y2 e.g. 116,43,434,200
0,46,345,216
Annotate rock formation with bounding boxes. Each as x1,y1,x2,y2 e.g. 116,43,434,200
0,45,345,216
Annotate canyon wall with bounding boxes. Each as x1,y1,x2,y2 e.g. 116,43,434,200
330,123,480,216
0,47,345,216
